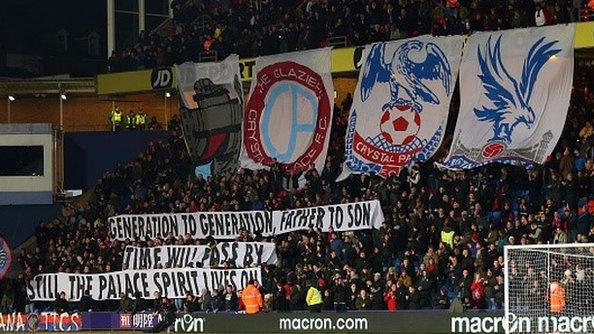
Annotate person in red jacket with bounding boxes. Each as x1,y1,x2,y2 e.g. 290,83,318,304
383,284,397,311
471,274,485,309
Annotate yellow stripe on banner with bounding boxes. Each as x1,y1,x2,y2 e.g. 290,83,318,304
97,68,175,95
575,22,594,49
239,57,257,81
97,69,153,95
331,47,362,73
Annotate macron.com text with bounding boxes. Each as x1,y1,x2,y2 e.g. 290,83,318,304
279,317,368,331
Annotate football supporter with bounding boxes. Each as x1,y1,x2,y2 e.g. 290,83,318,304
107,0,589,72
3,74,594,314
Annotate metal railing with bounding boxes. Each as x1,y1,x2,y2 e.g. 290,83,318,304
62,124,113,132
150,18,176,40
198,51,218,63
62,124,169,132
150,0,194,39
328,35,347,48
53,126,64,195
195,14,214,32
136,0,205,49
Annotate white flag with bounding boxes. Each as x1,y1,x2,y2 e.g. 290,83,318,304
239,48,334,175
174,55,243,177
440,24,575,170
339,35,464,179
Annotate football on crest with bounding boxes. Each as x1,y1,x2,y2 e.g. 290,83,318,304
379,105,421,146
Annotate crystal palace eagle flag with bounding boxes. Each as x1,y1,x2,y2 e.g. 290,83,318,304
0,236,12,279
339,35,464,179
440,24,575,170
240,48,334,175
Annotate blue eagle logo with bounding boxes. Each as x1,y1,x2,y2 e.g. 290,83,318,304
474,35,561,143
0,237,12,279
361,40,452,113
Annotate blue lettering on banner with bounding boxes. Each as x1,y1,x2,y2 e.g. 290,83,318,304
261,82,318,162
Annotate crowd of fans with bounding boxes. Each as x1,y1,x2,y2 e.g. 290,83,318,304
107,0,594,72
1,69,593,315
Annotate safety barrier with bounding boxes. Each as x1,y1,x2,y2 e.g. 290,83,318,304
0,310,504,333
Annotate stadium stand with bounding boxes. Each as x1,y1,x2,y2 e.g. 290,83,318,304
1,67,592,314
3,4,594,334
107,0,592,72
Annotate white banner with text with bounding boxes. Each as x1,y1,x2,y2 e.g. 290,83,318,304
109,200,384,241
123,242,277,269
27,267,262,301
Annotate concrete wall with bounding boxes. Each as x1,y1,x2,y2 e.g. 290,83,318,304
0,124,54,205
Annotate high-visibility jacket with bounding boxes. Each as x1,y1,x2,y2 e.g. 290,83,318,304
111,111,122,123
126,115,135,128
306,287,323,306
242,284,263,314
550,282,565,313
441,230,455,248
135,113,146,125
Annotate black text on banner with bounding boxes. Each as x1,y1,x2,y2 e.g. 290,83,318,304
27,268,262,302
108,200,384,241
122,242,277,269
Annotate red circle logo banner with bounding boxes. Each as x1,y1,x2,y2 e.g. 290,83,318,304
243,61,331,174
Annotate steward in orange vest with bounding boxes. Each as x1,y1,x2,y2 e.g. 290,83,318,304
550,281,565,313
241,280,263,314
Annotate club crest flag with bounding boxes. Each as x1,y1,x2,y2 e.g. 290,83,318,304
0,237,12,280
240,48,334,174
440,24,575,170
339,35,464,179
174,55,243,177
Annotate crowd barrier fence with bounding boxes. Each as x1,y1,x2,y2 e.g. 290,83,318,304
0,310,505,333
